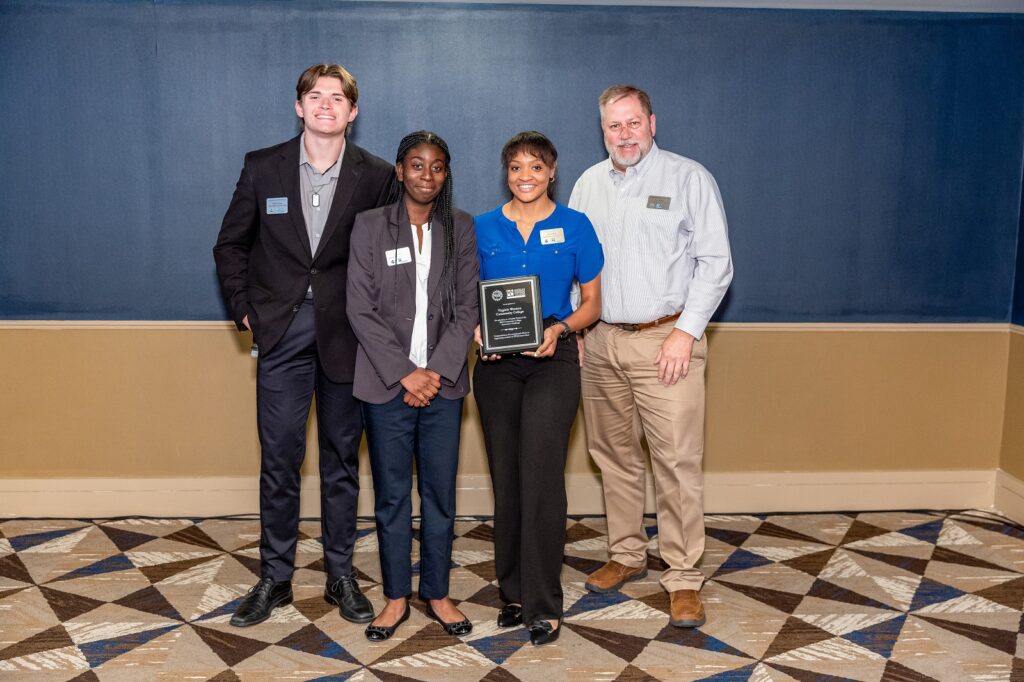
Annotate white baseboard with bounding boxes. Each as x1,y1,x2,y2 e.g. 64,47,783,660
994,468,1024,525
0,469,998,518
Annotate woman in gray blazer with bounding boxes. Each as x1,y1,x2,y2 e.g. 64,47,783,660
347,131,480,641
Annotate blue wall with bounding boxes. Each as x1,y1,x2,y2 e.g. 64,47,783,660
1,2,1022,322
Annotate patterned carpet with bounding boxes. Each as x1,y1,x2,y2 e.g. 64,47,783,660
0,511,1022,681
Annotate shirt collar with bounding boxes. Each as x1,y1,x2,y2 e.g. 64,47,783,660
607,141,660,182
299,133,344,180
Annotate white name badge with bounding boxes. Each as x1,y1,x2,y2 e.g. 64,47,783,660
386,247,412,266
539,227,565,245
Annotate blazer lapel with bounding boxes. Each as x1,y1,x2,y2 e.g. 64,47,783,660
315,141,363,261
427,216,446,299
388,202,416,295
278,136,312,260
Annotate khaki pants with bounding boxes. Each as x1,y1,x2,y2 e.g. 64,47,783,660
581,321,707,591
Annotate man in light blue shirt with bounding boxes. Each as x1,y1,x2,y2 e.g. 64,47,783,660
569,84,733,629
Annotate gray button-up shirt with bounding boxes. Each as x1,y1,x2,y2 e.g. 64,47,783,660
569,142,733,340
299,133,343,257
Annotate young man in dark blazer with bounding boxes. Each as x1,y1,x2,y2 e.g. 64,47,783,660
213,63,394,627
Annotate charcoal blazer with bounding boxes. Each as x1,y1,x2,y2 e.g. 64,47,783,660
213,135,394,382
347,201,480,404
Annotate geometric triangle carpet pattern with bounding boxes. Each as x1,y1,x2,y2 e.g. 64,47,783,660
1,511,1022,680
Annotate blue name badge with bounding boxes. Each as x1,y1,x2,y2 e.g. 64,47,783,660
266,197,288,214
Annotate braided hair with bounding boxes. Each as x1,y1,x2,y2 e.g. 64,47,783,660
386,131,459,321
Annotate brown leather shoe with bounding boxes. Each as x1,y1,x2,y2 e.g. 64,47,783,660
669,589,706,627
585,560,648,593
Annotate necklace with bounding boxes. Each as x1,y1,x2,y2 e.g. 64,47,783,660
303,164,332,209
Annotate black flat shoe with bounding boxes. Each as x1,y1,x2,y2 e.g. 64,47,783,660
497,603,522,628
426,602,473,636
365,602,411,642
326,576,375,624
230,577,293,627
528,618,561,646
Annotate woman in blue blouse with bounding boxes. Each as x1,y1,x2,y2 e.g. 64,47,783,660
473,131,603,646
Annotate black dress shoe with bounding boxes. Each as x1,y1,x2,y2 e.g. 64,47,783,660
230,577,293,627
496,603,523,628
426,602,473,636
365,602,411,641
325,576,375,624
528,618,561,646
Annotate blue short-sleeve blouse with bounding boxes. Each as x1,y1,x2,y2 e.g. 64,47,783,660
475,203,604,321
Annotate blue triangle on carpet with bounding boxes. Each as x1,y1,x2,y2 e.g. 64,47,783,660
898,519,944,545
712,548,774,577
9,526,87,552
51,554,135,582
78,624,180,668
279,624,359,665
564,589,634,618
696,663,760,681
909,577,966,612
843,613,907,658
466,627,530,665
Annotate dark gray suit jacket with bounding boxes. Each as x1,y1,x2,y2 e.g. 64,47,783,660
346,201,479,404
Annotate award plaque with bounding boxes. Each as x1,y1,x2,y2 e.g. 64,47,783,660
479,275,543,354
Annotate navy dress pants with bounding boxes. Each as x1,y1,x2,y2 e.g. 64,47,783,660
363,393,463,600
472,332,581,625
256,300,362,582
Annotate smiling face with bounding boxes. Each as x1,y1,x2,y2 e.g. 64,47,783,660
397,143,448,211
601,93,656,172
506,151,555,205
294,76,358,138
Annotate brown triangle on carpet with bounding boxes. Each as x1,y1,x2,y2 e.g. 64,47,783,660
369,667,428,682
207,670,242,682
369,623,454,666
845,547,930,575
715,580,805,614
0,624,75,661
99,525,157,553
879,659,942,681
38,585,105,621
612,663,662,681
782,548,836,577
754,521,832,546
277,623,359,665
636,589,670,616
930,545,1015,572
137,555,219,584
291,594,337,622
464,559,497,583
480,666,522,682
67,670,101,682
563,554,607,575
972,576,1024,611
768,661,868,681
565,522,604,544
807,578,894,610
463,523,495,542
0,587,26,601
191,624,273,668
164,525,225,552
0,553,34,584
114,585,183,620
763,616,835,659
567,622,650,662
463,583,505,609
915,615,1017,655
839,519,893,546
228,552,262,579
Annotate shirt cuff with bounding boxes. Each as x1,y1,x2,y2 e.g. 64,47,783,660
676,312,709,341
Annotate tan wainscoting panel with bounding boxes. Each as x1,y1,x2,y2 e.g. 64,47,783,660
0,468,999,518
0,322,1009,484
1000,326,1024,480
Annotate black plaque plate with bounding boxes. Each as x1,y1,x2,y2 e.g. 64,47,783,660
479,275,543,354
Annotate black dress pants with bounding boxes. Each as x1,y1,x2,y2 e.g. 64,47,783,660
256,300,362,582
472,332,580,625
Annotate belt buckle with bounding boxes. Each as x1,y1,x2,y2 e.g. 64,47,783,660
619,322,640,332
